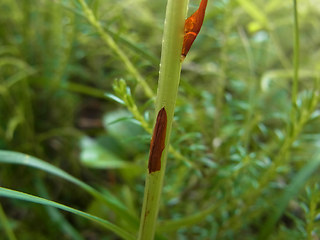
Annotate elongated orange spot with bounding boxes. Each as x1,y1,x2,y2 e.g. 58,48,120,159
148,107,167,173
181,0,208,61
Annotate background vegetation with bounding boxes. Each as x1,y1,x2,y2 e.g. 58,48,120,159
1,0,320,239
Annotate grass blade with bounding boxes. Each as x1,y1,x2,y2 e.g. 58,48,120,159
0,187,135,240
0,150,139,229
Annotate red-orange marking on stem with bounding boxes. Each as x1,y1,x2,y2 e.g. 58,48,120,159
181,0,208,61
148,107,167,173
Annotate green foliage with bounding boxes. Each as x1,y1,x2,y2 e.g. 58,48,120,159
0,187,135,240
1,0,320,239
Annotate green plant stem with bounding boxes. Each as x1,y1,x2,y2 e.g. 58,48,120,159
138,0,188,239
292,0,300,108
57,2,158,65
288,0,300,139
77,0,154,99
260,0,301,187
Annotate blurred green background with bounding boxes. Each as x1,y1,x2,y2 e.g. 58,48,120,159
1,0,320,239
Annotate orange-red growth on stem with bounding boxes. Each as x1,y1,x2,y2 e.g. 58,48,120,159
181,0,208,61
148,107,167,173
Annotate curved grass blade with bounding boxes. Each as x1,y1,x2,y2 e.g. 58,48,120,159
0,187,135,240
0,150,139,230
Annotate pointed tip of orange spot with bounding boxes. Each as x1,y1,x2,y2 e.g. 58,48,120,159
181,0,208,60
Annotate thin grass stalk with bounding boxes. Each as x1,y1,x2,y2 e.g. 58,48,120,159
292,0,300,108
138,0,189,239
77,0,154,99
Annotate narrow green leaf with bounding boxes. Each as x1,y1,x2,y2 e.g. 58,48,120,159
0,187,135,240
0,150,139,229
104,93,125,105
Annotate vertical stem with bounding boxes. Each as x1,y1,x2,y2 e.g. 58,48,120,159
287,0,300,150
289,0,300,134
292,0,300,107
138,0,188,239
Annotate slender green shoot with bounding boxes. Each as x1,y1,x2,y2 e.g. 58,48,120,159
138,0,189,239
76,0,154,98
292,0,300,108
